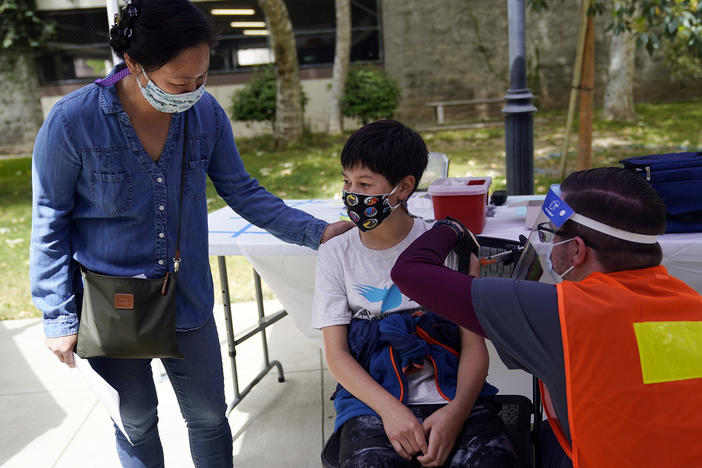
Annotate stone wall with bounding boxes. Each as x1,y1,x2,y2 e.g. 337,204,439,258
0,51,44,155
382,0,511,123
382,0,702,124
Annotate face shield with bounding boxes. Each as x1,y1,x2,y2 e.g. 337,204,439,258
511,208,551,282
511,185,661,282
511,185,575,282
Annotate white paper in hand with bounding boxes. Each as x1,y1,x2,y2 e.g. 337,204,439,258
73,353,134,445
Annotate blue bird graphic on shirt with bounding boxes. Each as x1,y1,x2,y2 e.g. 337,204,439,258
354,284,403,312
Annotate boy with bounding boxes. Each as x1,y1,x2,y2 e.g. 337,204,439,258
311,120,516,467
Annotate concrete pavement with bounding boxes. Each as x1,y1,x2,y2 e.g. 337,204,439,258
0,299,335,468
0,299,532,467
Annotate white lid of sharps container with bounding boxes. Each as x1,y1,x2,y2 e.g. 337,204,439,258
428,177,492,196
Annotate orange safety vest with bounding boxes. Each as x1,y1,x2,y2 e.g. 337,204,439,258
546,265,702,468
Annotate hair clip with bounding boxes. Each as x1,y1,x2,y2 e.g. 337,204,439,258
113,13,121,26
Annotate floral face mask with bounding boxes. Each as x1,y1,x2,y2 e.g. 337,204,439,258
137,67,206,113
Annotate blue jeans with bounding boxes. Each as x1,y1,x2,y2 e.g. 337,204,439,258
89,316,232,468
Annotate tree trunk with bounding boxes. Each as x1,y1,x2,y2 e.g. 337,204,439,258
0,49,44,155
558,0,591,179
602,30,636,121
327,0,351,135
258,0,304,145
576,12,594,171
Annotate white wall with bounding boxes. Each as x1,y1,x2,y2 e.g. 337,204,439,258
36,0,216,10
205,77,359,137
36,0,105,10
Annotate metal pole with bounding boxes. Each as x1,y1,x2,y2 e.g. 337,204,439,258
105,0,121,65
253,270,271,367
218,257,241,401
502,0,537,195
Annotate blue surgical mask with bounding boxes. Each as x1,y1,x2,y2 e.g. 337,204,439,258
545,237,575,283
137,67,205,113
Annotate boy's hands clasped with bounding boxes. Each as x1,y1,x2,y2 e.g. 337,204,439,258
380,399,466,466
380,402,427,460
416,403,465,466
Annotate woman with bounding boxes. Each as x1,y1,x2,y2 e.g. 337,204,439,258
29,1,349,466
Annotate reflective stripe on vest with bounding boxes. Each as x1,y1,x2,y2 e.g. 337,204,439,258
556,265,702,468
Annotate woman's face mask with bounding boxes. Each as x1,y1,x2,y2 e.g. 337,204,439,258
342,186,400,231
137,67,205,113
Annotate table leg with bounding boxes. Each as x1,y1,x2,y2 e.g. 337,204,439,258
217,256,287,416
253,270,285,383
218,256,241,402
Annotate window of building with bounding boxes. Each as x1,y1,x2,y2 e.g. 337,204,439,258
36,0,381,84
36,8,112,84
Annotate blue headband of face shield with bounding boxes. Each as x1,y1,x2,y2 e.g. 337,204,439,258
542,185,660,244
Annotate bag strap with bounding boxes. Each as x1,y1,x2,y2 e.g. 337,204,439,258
173,113,187,273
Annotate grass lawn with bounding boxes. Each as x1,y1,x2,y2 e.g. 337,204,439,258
2,99,700,320
0,158,33,319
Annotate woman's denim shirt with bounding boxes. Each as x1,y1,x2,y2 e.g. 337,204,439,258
30,69,327,338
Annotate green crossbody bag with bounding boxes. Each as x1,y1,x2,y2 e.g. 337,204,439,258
75,116,188,359
76,268,181,359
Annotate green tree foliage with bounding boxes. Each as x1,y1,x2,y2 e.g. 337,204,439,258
230,68,277,125
229,66,308,130
663,33,702,78
528,0,702,57
1,0,54,49
624,0,702,56
341,66,401,124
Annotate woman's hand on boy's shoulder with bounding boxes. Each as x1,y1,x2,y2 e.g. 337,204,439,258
320,221,354,244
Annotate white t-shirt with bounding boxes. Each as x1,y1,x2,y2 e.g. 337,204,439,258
312,217,457,404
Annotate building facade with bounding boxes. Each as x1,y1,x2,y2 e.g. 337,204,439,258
28,0,702,136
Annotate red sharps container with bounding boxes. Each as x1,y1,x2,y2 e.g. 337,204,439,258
428,177,492,234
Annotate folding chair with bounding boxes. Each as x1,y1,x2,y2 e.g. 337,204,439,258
493,394,535,467
416,152,450,192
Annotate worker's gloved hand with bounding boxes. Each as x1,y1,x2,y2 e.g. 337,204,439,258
435,217,480,273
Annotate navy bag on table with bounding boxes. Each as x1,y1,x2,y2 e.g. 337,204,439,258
620,152,702,233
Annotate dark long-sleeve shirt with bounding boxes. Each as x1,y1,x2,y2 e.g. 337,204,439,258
391,224,486,336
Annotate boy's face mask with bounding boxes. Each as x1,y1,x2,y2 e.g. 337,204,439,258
342,186,400,231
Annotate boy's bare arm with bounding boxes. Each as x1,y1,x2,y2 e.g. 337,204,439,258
417,327,489,466
452,327,489,415
323,325,428,460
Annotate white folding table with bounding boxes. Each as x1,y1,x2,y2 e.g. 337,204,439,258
208,198,702,412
